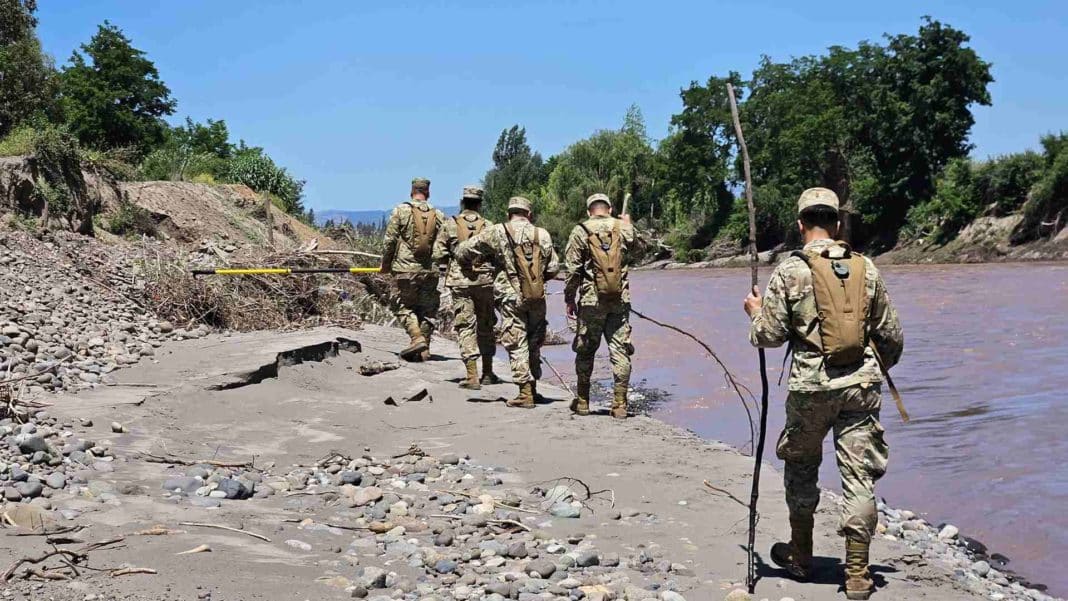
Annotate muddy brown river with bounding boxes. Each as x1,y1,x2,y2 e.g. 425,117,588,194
541,262,1068,595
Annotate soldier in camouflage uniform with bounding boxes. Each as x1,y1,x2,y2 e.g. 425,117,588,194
381,178,446,362
563,193,642,419
432,185,502,389
744,187,903,600
456,197,559,408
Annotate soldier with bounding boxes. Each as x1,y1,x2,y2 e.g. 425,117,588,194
380,177,446,362
744,187,904,600
432,185,502,388
563,193,642,419
456,196,559,408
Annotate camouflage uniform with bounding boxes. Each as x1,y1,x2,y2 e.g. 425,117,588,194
381,181,446,357
434,208,497,362
749,237,903,543
563,212,642,412
456,215,559,386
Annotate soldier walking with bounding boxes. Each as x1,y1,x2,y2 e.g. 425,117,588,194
743,188,904,600
380,177,446,362
433,185,502,388
563,193,642,419
456,197,559,408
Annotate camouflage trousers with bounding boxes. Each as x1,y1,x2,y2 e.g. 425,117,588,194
497,297,546,384
776,384,889,543
573,302,634,387
451,285,497,361
392,273,440,343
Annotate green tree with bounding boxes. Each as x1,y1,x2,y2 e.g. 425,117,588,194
655,74,741,249
481,125,548,219
59,21,176,152
139,117,231,181
534,112,656,249
0,0,59,136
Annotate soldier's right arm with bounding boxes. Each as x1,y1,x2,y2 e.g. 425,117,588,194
748,267,792,348
432,216,455,267
868,270,904,369
620,220,645,264
380,207,402,274
455,227,498,268
563,225,586,303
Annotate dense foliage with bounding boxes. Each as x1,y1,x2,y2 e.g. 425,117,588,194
0,7,310,222
479,18,1049,257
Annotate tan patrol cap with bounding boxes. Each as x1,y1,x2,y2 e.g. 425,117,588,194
411,177,430,193
797,187,839,214
461,185,484,200
586,193,611,209
507,196,532,213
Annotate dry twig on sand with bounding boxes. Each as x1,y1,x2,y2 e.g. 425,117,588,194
139,451,256,469
175,544,212,556
110,567,157,577
178,522,270,542
2,537,125,582
429,514,532,532
702,479,748,509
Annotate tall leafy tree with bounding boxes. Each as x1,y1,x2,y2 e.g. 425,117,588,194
652,74,741,249
481,125,547,219
0,0,59,136
59,21,176,152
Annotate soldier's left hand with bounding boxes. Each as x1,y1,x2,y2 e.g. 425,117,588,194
743,285,762,317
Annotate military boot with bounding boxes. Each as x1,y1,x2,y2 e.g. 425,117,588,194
459,359,481,390
506,382,535,408
844,537,874,600
399,323,428,362
570,373,591,416
610,382,629,419
770,517,814,580
480,355,502,385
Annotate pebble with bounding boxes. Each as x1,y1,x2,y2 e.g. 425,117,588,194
724,590,751,601
528,559,557,578
549,502,581,518
938,524,960,540
285,539,312,551
110,421,126,433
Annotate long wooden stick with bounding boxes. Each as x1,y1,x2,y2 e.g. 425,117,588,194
727,82,770,595
178,522,270,542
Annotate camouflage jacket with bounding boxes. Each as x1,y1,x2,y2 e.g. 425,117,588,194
749,238,904,392
381,200,446,276
456,218,560,304
432,210,495,288
563,215,642,307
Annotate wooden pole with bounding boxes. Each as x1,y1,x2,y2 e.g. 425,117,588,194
264,194,275,249
727,82,770,595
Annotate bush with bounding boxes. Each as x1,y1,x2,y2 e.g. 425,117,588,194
224,151,304,215
1014,136,1068,243
139,146,222,181
105,199,157,238
0,125,37,156
686,248,706,262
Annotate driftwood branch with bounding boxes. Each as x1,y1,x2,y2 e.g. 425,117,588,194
139,452,255,469
629,307,757,453
178,522,270,542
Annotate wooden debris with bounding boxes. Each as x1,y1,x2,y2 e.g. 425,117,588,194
178,522,271,542
175,544,212,556
110,567,157,577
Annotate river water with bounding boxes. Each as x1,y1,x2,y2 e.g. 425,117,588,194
540,262,1068,595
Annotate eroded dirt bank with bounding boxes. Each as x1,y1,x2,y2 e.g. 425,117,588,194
1,326,1044,601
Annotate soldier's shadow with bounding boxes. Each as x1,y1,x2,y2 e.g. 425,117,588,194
752,549,895,591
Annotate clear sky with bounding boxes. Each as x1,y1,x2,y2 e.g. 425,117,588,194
35,0,1068,213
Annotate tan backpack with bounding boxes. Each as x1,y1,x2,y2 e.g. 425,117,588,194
580,219,624,300
792,243,869,367
504,223,544,301
454,213,485,243
406,203,438,262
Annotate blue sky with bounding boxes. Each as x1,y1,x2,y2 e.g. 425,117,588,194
35,0,1068,212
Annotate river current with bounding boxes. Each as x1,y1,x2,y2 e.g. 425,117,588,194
540,262,1068,594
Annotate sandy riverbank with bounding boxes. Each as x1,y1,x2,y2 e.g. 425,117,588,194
1,326,1054,601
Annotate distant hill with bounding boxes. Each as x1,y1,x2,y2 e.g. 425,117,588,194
316,205,460,227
